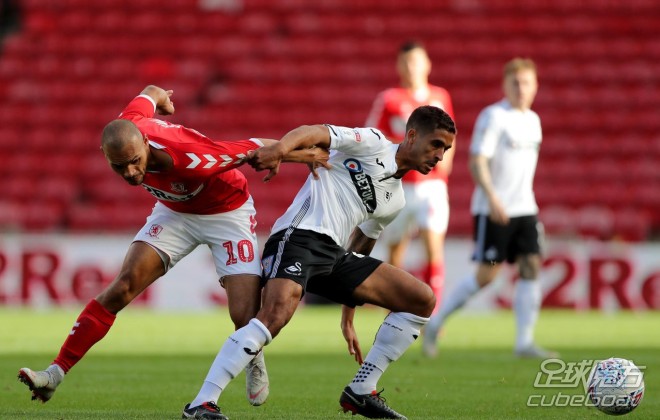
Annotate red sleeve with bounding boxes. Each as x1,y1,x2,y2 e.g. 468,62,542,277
176,138,262,175
118,95,156,120
365,90,396,139
441,89,455,120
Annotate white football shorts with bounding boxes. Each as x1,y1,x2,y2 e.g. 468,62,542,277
133,197,261,279
383,180,449,245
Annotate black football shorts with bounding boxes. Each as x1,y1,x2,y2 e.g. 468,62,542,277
472,214,542,264
261,228,383,307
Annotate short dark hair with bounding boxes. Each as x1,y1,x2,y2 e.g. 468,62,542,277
399,40,425,55
406,105,456,136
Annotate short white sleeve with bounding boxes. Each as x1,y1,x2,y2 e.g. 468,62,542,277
327,125,387,157
470,107,501,158
358,209,400,240
358,219,386,240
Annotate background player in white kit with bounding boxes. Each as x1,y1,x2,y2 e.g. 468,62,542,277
423,58,558,359
17,85,328,416
366,41,455,315
183,106,456,420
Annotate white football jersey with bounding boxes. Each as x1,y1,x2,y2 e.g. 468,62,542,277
470,99,542,217
271,125,405,248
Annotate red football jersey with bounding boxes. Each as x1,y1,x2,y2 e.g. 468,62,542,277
366,86,454,183
118,95,260,214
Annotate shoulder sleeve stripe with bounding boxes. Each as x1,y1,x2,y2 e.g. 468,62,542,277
136,94,157,112
325,124,338,136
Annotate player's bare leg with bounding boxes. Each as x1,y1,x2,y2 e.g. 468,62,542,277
256,278,304,337
19,242,165,403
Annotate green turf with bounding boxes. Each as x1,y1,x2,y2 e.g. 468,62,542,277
1,307,657,419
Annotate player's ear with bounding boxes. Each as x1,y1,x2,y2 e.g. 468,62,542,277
406,128,416,144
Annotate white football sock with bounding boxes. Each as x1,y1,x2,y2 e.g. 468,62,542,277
190,318,272,408
514,279,541,350
349,312,428,394
425,274,479,342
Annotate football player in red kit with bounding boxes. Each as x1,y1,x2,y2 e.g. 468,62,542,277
18,85,328,414
366,41,455,315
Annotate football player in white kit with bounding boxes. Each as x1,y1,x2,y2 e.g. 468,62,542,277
423,58,559,359
184,106,456,420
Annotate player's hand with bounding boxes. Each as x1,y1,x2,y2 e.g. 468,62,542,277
306,147,331,180
248,144,285,170
156,90,175,115
262,165,280,182
488,199,509,225
248,144,286,182
342,322,364,365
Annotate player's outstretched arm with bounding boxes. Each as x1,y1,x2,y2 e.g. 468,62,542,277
140,85,175,115
250,139,330,181
250,126,332,181
250,125,331,170
256,139,330,165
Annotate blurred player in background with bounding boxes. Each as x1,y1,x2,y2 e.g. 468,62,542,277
366,41,455,316
17,85,328,412
183,106,456,420
423,58,558,359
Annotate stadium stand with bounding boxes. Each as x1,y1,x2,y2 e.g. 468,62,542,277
0,0,658,241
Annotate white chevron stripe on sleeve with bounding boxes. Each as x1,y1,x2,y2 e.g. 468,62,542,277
203,154,218,169
219,155,233,167
186,153,201,168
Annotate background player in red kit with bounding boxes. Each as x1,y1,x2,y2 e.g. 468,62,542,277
366,41,455,315
18,85,328,414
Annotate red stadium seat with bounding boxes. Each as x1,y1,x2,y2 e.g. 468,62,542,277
539,205,577,237
0,199,64,231
35,176,80,204
21,200,66,231
613,208,651,242
0,0,656,236
0,202,24,230
6,177,36,203
447,209,472,237
66,202,152,232
575,205,615,241
0,127,22,151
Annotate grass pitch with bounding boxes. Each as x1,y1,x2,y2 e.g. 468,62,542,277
1,306,658,419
